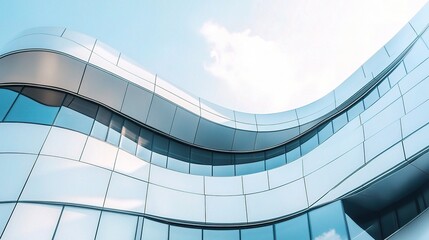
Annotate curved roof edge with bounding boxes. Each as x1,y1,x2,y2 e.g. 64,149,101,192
0,2,428,152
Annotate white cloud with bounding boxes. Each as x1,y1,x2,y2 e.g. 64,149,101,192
315,229,342,240
199,0,428,113
200,21,303,113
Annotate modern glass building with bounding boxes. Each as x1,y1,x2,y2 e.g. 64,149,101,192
1,4,429,240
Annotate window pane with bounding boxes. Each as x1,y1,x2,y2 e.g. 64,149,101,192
190,148,212,165
54,106,94,134
120,120,139,154
5,94,60,125
141,219,168,240
364,89,379,109
106,114,123,146
332,112,348,132
241,226,274,240
0,89,18,121
276,214,310,240
151,152,167,167
347,101,364,120
397,200,418,227
137,128,153,161
286,141,301,163
169,225,202,240
318,122,333,144
308,201,349,240
169,141,190,162
301,132,318,155
91,107,111,141
235,161,265,175
203,229,239,240
167,157,189,173
213,165,234,176
265,154,286,170
190,164,212,176
380,211,398,238
378,79,391,97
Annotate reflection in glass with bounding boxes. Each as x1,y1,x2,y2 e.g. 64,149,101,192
141,219,168,240
347,101,364,121
265,154,286,170
190,163,212,176
364,89,379,109
333,112,348,132
301,132,318,155
151,152,167,167
241,226,274,240
91,107,111,141
235,161,265,175
5,94,60,125
276,214,310,240
167,157,189,173
286,141,301,163
54,106,94,134
309,201,349,240
203,229,239,240
106,114,123,146
213,165,235,176
170,225,202,240
318,122,333,144
0,89,18,121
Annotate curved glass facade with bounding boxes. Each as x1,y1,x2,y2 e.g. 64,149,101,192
2,3,429,239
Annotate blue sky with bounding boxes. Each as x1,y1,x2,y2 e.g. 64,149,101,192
0,0,427,113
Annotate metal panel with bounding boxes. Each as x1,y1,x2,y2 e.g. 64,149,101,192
242,172,269,194
149,165,204,194
121,83,153,123
79,65,127,111
232,130,257,151
146,95,176,134
0,51,85,93
206,195,247,223
170,107,199,143
385,23,417,59
194,119,234,150
205,176,243,196
246,179,307,222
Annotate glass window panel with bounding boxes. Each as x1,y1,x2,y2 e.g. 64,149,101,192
141,219,168,240
151,152,167,168
265,154,286,170
213,165,235,176
120,120,139,154
190,163,212,176
54,207,100,240
347,101,364,120
0,203,14,235
0,88,18,121
286,140,301,163
301,131,318,155
203,229,239,240
95,106,112,126
235,152,265,165
378,79,391,97
137,145,152,161
318,122,333,144
91,121,109,141
380,211,398,238
213,152,234,165
190,148,212,165
106,114,124,146
275,214,310,240
169,141,190,161
241,226,274,240
54,106,94,134
332,112,348,132
167,157,189,173
62,95,98,119
397,199,418,227
364,88,380,109
170,225,202,240
235,161,265,175
21,87,65,106
96,211,137,240
265,146,286,159
308,201,349,240
152,134,169,155
5,94,60,125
